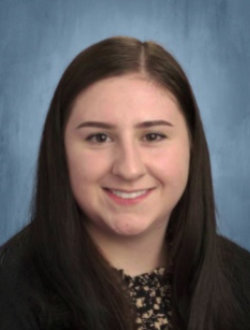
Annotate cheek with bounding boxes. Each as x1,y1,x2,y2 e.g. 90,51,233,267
66,152,103,212
152,145,190,187
67,150,109,189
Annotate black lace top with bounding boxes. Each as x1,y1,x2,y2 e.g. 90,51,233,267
118,267,172,330
1,229,250,330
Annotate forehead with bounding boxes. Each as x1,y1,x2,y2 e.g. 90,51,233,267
70,74,182,123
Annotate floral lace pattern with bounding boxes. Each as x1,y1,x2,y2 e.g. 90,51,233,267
118,267,172,330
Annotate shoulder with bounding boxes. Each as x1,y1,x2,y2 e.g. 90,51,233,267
217,235,250,321
0,226,61,329
0,225,35,284
0,225,32,289
217,235,250,278
0,226,43,329
0,226,73,330
0,225,30,269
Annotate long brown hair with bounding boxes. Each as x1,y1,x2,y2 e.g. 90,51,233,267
30,36,236,329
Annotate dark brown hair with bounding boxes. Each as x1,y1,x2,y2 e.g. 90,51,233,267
30,36,236,329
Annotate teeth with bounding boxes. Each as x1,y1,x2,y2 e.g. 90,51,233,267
110,189,147,199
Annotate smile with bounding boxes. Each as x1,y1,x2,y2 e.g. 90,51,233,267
103,188,154,205
109,189,148,199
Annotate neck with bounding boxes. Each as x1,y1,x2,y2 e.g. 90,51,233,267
86,223,168,276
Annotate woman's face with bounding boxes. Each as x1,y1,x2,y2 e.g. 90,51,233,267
64,74,190,238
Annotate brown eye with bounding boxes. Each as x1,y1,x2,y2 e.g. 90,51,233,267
144,133,166,142
86,133,111,143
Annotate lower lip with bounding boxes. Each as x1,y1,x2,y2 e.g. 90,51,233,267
104,189,154,206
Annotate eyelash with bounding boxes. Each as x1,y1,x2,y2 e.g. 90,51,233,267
86,133,111,143
143,132,167,142
85,132,167,144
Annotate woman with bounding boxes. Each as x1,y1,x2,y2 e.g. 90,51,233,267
0,36,249,330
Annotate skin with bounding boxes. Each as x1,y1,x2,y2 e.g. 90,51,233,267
64,74,190,275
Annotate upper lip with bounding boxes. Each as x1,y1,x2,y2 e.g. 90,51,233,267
103,188,154,192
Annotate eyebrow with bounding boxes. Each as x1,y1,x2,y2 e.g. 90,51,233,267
76,120,173,130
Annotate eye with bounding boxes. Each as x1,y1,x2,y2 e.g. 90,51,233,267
144,132,167,142
86,133,111,143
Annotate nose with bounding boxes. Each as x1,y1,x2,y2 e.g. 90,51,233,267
111,141,146,181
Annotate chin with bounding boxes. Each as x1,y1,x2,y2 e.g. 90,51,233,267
111,220,153,237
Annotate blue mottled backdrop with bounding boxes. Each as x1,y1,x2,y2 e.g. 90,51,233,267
0,0,249,249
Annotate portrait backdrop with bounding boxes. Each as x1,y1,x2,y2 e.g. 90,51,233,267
0,0,249,250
